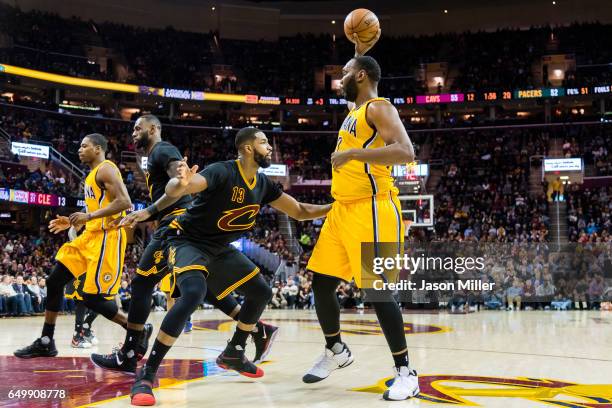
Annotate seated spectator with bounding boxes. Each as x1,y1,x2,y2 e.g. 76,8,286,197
12,275,34,315
27,275,43,313
270,281,287,309
506,278,524,310
117,280,132,312
0,275,25,316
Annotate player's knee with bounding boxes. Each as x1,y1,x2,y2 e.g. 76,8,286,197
312,273,340,295
47,263,74,295
130,274,156,300
242,275,272,302
260,283,273,303
177,273,206,306
82,294,119,320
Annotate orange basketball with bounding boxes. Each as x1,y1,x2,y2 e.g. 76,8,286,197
344,8,380,44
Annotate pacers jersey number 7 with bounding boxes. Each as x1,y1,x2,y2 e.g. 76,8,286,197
331,97,398,202
308,97,404,288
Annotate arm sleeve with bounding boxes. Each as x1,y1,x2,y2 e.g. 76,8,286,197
260,175,283,204
201,162,230,191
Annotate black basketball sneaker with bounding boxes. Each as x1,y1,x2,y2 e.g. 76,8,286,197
130,365,156,406
91,347,137,374
216,342,264,378
252,321,279,364
14,337,58,359
90,323,154,374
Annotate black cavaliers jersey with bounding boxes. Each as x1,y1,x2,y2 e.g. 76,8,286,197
145,141,192,221
171,160,283,246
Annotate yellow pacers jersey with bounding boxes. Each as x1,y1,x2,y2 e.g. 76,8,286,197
331,97,398,202
84,160,126,231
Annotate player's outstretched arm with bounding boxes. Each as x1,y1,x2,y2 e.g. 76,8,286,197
331,101,414,170
117,158,205,228
269,193,332,221
69,163,132,227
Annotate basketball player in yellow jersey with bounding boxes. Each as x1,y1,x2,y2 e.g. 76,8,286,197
15,133,138,359
303,52,420,400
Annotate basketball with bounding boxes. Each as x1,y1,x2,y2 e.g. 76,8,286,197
344,8,380,44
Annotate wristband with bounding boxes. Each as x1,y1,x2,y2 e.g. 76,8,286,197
146,204,159,216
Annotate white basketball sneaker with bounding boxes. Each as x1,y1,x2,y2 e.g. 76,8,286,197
383,366,420,401
302,342,354,383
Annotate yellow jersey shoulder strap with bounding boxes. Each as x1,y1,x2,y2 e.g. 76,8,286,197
92,160,119,190
360,97,390,131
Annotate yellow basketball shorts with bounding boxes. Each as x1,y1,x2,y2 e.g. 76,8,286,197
307,192,404,288
56,228,127,296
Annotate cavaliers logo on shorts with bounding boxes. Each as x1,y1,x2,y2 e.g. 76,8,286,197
154,250,164,265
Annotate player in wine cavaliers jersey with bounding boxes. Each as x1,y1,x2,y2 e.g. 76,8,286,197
91,115,277,375
14,134,142,359
303,44,420,401
128,127,331,406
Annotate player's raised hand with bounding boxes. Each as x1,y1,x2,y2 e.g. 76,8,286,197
331,149,355,170
117,209,151,229
353,29,381,57
49,215,71,234
176,156,199,187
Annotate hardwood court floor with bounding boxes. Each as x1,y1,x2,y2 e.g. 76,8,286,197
0,309,610,407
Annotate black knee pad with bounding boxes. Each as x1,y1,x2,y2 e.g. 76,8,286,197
82,294,119,321
46,263,75,312
160,272,206,337
131,274,161,300
205,292,240,318
312,273,341,296
127,274,161,325
237,274,271,303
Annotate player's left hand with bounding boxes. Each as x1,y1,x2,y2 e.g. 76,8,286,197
69,212,89,228
331,149,355,170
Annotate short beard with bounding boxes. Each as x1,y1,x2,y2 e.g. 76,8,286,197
136,130,150,149
254,151,271,168
343,76,359,102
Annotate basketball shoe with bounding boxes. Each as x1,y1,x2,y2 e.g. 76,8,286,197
383,366,420,401
183,320,193,333
252,322,279,364
83,328,99,345
130,365,156,406
216,343,264,378
302,342,354,383
14,337,58,358
90,323,153,374
71,331,92,348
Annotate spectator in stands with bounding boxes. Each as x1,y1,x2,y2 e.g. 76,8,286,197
506,278,523,310
550,178,564,202
12,275,34,315
0,275,25,316
26,275,43,313
588,274,605,310
117,280,132,312
270,281,287,309
38,277,47,310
